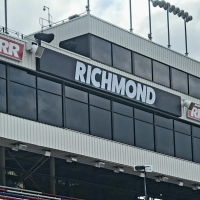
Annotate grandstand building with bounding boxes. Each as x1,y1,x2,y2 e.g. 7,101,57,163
0,13,200,200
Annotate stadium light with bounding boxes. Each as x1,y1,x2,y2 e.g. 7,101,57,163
151,0,193,55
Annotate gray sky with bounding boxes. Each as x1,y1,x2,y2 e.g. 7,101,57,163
0,0,199,61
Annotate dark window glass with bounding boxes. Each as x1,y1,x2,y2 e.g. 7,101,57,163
155,115,173,129
153,61,170,87
0,79,6,112
171,68,188,94
174,120,191,135
90,106,112,139
10,82,36,120
0,63,6,78
112,44,132,73
193,137,200,163
113,101,133,117
133,53,152,81
91,36,112,66
89,94,110,110
38,91,62,127
65,86,88,103
155,126,174,156
10,67,36,87
135,120,154,151
66,99,89,134
192,126,200,138
38,77,61,95
134,108,153,123
113,113,134,145
189,75,200,99
175,132,192,160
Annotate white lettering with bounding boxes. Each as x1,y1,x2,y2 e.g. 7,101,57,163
101,71,112,91
136,83,146,102
126,80,137,99
8,43,19,57
86,65,92,84
75,61,86,83
191,107,198,118
91,68,102,88
146,87,156,105
111,75,126,96
0,39,8,54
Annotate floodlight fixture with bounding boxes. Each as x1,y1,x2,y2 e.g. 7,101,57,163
158,0,165,8
95,161,105,168
66,156,77,163
11,143,27,151
114,167,124,173
163,2,170,10
155,176,169,182
182,99,195,110
169,5,175,13
153,0,159,7
178,181,184,187
44,150,51,157
178,9,184,17
192,185,200,190
173,7,180,15
186,16,193,22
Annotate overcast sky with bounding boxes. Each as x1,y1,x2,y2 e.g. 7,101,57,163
0,0,199,61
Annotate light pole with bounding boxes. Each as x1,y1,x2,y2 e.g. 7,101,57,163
43,6,51,27
86,0,90,14
4,0,8,34
148,0,153,40
129,0,133,32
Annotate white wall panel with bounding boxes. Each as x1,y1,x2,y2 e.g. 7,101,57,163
0,112,200,183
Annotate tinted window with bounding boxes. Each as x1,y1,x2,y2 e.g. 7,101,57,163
38,91,62,127
193,137,200,163
155,126,174,156
153,61,170,87
175,132,192,160
91,36,112,66
134,108,153,123
174,120,191,135
65,86,88,103
0,79,6,112
112,44,132,73
38,77,61,95
113,114,134,145
10,67,36,87
10,82,36,120
189,75,200,99
155,115,173,129
90,106,112,139
113,102,133,117
192,126,200,139
89,94,110,110
133,53,152,81
66,99,89,134
171,68,188,94
135,120,154,151
0,63,6,78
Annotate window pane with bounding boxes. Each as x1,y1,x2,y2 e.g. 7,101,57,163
134,108,153,123
155,126,174,156
135,120,154,151
66,99,89,134
10,82,36,120
112,44,132,73
155,115,173,129
134,53,152,81
113,113,134,145
0,79,6,112
189,75,200,99
90,106,112,139
91,36,112,66
65,86,88,103
192,126,200,138
171,68,188,94
0,63,6,78
153,61,170,87
174,120,191,135
38,77,61,95
113,101,133,117
89,94,110,110
175,132,192,160
10,67,36,87
38,91,63,127
193,137,200,163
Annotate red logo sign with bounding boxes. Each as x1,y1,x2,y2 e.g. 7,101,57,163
188,104,200,122
0,35,24,61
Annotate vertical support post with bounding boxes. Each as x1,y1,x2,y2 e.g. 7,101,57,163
5,0,8,34
144,170,148,200
87,0,90,14
148,0,152,40
0,147,6,186
129,0,133,32
184,19,188,56
48,8,51,27
50,157,56,194
167,9,171,48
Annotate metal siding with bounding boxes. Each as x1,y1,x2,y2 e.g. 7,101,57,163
0,112,200,182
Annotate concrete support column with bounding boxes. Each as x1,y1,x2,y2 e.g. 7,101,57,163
0,146,5,186
50,157,56,194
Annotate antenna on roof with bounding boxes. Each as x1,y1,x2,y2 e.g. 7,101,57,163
86,0,90,14
4,0,8,34
129,0,133,32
